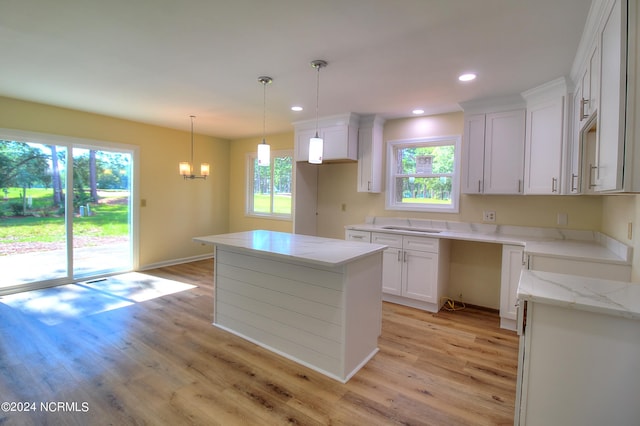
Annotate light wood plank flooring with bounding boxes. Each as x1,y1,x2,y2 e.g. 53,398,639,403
0,260,518,425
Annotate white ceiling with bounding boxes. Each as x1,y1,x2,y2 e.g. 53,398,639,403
0,0,592,140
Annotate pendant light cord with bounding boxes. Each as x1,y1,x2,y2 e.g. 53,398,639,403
315,65,320,138
263,80,267,143
190,115,195,168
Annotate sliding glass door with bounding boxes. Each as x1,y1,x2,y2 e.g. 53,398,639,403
0,135,134,293
72,147,132,279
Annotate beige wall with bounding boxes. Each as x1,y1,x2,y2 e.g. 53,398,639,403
6,95,635,304
317,112,603,239
0,96,230,268
316,112,605,307
227,111,612,307
228,132,294,233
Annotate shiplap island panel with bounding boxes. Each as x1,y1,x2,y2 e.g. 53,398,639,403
193,230,387,383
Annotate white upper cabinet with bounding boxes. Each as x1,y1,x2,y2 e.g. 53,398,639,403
522,78,568,195
461,113,486,194
357,115,385,193
595,0,626,191
461,100,526,194
578,44,600,123
293,113,359,162
568,85,585,193
570,0,640,193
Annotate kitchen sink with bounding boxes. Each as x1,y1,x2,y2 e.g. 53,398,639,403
381,226,441,234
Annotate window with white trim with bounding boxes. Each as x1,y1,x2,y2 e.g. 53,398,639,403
246,150,293,219
386,135,461,213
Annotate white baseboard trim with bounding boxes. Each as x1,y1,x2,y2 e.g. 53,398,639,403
139,253,213,271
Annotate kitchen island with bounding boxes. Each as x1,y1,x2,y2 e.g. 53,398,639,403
515,270,640,425
193,230,387,383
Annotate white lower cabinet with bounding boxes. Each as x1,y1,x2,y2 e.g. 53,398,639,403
345,229,371,243
499,245,525,331
515,300,640,425
372,232,450,312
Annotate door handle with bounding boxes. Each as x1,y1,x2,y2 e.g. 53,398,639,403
580,98,589,120
589,164,597,189
571,173,578,192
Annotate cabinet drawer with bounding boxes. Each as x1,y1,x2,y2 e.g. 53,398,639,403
372,232,403,248
403,236,439,253
345,230,371,242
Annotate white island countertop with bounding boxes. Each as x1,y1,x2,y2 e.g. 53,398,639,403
518,269,640,320
194,230,387,268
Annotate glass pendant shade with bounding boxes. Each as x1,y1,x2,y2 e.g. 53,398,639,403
179,161,191,176
257,76,273,167
200,163,210,177
257,141,270,166
309,60,327,165
308,134,323,164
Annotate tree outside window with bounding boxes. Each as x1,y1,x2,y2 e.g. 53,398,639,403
247,150,292,219
386,136,461,213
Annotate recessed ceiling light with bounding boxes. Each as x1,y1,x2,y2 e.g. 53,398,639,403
458,73,477,82
412,109,425,115
291,106,303,112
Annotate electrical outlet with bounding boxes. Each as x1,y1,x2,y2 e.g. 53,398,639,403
483,210,496,222
557,212,568,226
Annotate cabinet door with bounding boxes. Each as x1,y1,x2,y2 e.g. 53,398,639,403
403,249,438,302
524,98,564,194
484,110,526,194
500,245,524,321
294,128,316,162
461,114,486,194
568,89,583,193
323,125,357,161
381,247,402,295
587,43,600,117
357,122,382,193
345,230,371,242
596,0,626,191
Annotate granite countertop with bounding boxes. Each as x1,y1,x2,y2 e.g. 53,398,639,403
346,217,631,266
518,269,640,320
194,230,387,267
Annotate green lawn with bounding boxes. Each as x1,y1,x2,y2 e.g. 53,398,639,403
402,197,451,205
253,194,292,215
0,188,129,243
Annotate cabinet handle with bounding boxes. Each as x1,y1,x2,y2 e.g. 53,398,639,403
368,181,371,191
352,235,364,240
588,164,597,189
403,251,407,263
580,98,589,121
521,251,526,266
518,179,522,193
552,177,558,193
397,250,402,262
571,173,578,192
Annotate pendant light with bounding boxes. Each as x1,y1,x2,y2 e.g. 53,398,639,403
257,76,273,166
309,60,327,164
179,115,210,180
